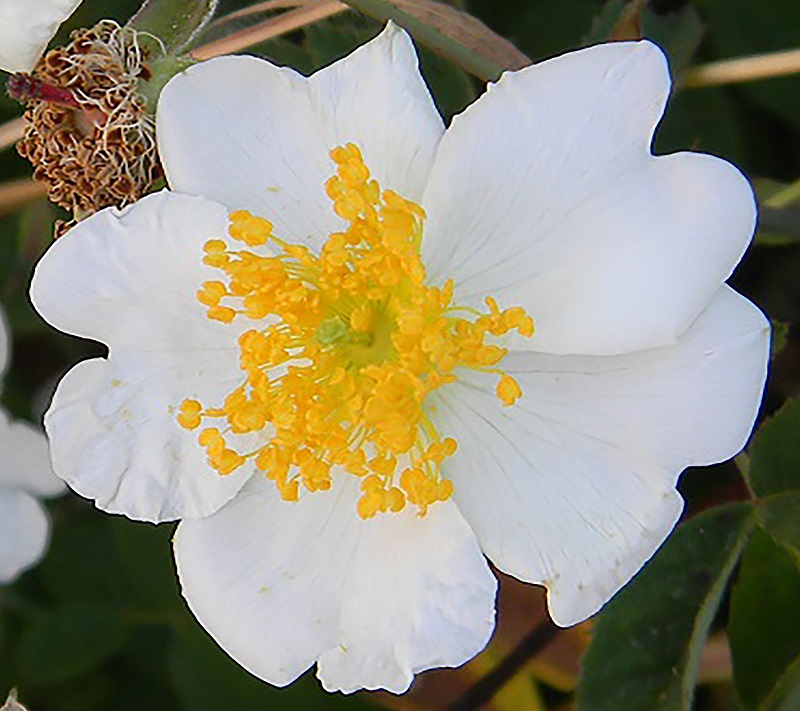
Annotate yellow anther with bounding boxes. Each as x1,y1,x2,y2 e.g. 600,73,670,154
198,427,220,444
177,399,203,429
476,345,507,367
280,479,299,502
361,475,383,493
203,239,227,254
229,210,273,246
197,281,228,307
368,454,397,476
203,252,230,268
179,143,533,518
423,437,458,463
207,305,236,323
386,487,406,512
497,374,523,406
213,448,245,475
436,479,454,501
517,315,535,337
357,491,383,519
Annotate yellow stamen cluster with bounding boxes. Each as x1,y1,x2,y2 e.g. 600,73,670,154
178,143,534,518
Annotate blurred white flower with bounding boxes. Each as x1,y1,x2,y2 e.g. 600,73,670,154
0,0,82,73
1,688,31,711
31,25,769,693
0,307,64,584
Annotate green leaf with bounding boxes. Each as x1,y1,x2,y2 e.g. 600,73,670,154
747,400,800,498
17,605,130,685
575,504,754,711
729,530,800,711
733,404,800,704
757,492,800,567
764,660,800,711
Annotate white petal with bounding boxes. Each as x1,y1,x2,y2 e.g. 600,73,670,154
31,191,236,348
44,356,250,522
0,408,64,497
157,23,443,252
433,286,769,625
422,41,756,355
0,486,49,583
174,475,496,693
0,0,81,73
0,304,8,382
31,192,254,522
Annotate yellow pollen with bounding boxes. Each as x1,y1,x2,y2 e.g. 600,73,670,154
178,142,534,518
177,399,203,429
497,374,523,406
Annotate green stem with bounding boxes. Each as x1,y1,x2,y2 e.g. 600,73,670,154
129,0,219,55
138,54,197,111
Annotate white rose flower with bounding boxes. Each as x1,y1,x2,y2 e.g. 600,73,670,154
0,0,82,73
0,307,64,583
30,25,769,693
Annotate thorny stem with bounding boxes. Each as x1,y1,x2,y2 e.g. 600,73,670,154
448,618,560,711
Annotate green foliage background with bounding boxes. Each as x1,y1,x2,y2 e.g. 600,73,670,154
1,1,799,710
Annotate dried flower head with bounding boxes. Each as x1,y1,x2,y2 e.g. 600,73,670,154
14,20,162,231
